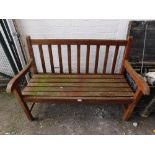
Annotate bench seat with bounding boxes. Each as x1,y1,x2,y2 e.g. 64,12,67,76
22,74,134,104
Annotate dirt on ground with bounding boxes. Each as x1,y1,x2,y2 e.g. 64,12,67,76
0,92,155,135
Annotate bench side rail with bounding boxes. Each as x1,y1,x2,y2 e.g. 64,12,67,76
6,59,33,93
124,60,150,95
26,36,132,75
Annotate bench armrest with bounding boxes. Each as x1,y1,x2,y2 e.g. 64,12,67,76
6,59,33,94
124,60,150,95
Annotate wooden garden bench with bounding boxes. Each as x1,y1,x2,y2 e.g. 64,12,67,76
6,36,150,121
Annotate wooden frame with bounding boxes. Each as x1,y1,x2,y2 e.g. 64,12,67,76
122,60,150,120
6,36,150,121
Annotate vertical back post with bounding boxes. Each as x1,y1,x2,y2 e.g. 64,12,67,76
120,36,133,74
26,36,37,74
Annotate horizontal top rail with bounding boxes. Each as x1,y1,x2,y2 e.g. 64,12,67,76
30,39,128,46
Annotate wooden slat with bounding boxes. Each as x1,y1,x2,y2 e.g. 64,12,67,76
58,45,63,73
33,74,125,79
27,82,129,87
86,45,90,73
23,86,132,92
30,78,127,83
23,96,133,104
77,45,81,74
31,39,128,46
123,88,142,121
103,45,109,73
29,102,35,112
124,60,150,95
7,59,33,93
38,45,46,73
111,45,119,73
94,45,100,73
22,91,133,97
48,45,55,73
67,45,71,73
14,87,34,120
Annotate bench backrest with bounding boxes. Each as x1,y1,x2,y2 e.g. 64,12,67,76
26,36,132,75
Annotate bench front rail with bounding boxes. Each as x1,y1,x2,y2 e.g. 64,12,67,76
6,36,150,121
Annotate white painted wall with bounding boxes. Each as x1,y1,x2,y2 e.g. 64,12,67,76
17,19,129,39
16,19,130,73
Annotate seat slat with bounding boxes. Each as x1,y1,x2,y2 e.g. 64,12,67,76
22,91,133,97
23,86,132,92
33,74,125,79
23,96,133,104
27,82,129,87
30,78,127,83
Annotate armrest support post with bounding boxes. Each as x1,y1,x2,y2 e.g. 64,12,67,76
6,59,33,94
124,60,150,95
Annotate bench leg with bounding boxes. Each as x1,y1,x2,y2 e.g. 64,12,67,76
123,89,142,121
13,88,34,121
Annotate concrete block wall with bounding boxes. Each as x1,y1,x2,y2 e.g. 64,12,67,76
16,19,130,73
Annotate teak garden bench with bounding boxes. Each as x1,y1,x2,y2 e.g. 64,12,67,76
6,36,150,121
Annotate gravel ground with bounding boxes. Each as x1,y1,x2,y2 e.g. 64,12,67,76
0,92,155,135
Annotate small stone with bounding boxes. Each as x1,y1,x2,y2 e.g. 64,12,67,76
77,98,82,102
40,123,43,128
133,122,138,127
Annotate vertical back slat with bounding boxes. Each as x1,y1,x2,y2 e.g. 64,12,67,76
38,45,46,73
77,45,80,74
111,45,119,74
48,45,55,73
26,36,37,74
58,45,63,73
86,45,90,74
67,44,71,74
94,45,100,74
103,45,109,74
